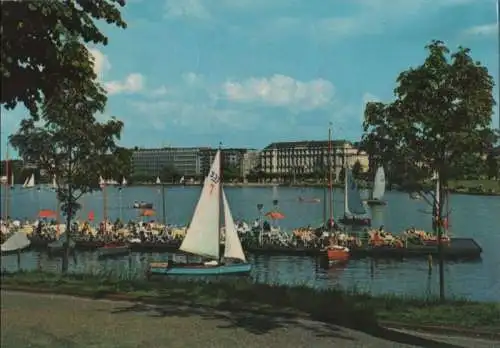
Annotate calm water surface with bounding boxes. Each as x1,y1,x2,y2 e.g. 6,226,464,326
1,185,499,302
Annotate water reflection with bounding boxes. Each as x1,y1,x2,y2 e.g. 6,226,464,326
1,250,494,302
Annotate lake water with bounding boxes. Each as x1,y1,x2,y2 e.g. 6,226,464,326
1,185,499,302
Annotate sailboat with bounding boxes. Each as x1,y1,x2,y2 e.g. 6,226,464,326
149,150,251,276
22,173,35,188
320,125,350,264
339,168,371,226
10,172,15,189
156,176,161,185
365,166,387,206
1,231,31,255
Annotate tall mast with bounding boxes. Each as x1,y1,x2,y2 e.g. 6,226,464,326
3,144,10,221
328,123,333,229
497,0,500,128
103,182,108,224
218,143,223,263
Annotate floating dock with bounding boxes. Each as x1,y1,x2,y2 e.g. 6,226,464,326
25,237,482,260
349,238,482,260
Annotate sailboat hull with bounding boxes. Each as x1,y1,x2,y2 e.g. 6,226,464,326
148,262,252,276
339,216,371,226
365,199,387,206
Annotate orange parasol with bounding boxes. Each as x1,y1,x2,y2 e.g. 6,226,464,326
140,209,156,217
265,211,285,219
38,209,57,218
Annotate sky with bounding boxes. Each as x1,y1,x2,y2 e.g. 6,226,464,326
0,0,498,156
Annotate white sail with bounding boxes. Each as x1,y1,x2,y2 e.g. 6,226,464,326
10,173,14,187
52,175,57,189
1,232,31,252
122,177,128,186
371,167,386,200
345,169,366,216
156,176,161,184
179,150,221,260
222,189,246,262
99,176,105,186
179,176,185,184
272,185,279,200
23,174,35,188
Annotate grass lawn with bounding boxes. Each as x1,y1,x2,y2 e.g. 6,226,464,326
1,271,499,333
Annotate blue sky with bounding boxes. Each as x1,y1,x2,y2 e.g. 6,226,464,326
1,0,498,156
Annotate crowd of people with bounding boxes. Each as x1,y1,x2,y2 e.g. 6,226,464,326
1,215,445,250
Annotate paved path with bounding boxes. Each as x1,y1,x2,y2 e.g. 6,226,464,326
1,291,499,348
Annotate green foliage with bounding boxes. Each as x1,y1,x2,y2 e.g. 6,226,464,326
9,80,129,215
485,151,499,180
223,164,242,181
3,271,500,331
160,164,179,183
1,0,126,118
352,160,362,178
361,40,498,195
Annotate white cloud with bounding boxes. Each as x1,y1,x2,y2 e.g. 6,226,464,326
88,48,145,95
182,72,203,85
463,23,497,36
164,0,211,19
150,85,169,97
362,93,380,104
129,99,258,132
104,73,145,95
222,75,335,110
89,48,111,78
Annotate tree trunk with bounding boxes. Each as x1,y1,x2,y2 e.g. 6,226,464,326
437,174,446,302
61,204,72,274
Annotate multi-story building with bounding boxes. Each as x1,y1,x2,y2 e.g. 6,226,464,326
260,140,368,181
199,148,255,176
131,147,201,177
240,150,260,178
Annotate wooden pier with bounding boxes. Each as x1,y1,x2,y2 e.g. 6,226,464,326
26,237,483,260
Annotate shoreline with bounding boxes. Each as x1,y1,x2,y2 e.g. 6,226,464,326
123,182,500,197
1,271,499,339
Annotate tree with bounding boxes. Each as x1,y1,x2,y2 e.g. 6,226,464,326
485,151,499,180
160,164,179,183
9,80,130,273
360,40,497,301
1,0,126,119
223,164,241,182
352,160,362,178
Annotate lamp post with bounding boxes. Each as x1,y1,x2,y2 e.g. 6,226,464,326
257,203,263,246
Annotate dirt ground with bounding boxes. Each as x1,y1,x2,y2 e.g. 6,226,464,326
1,291,499,348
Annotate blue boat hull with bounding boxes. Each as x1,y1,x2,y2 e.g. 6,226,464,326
149,262,252,276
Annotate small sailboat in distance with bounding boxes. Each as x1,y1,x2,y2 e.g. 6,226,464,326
149,149,251,276
22,173,35,189
365,166,387,206
339,168,371,226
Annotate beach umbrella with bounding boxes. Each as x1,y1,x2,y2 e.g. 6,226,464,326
265,211,285,220
140,209,156,217
38,209,56,218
